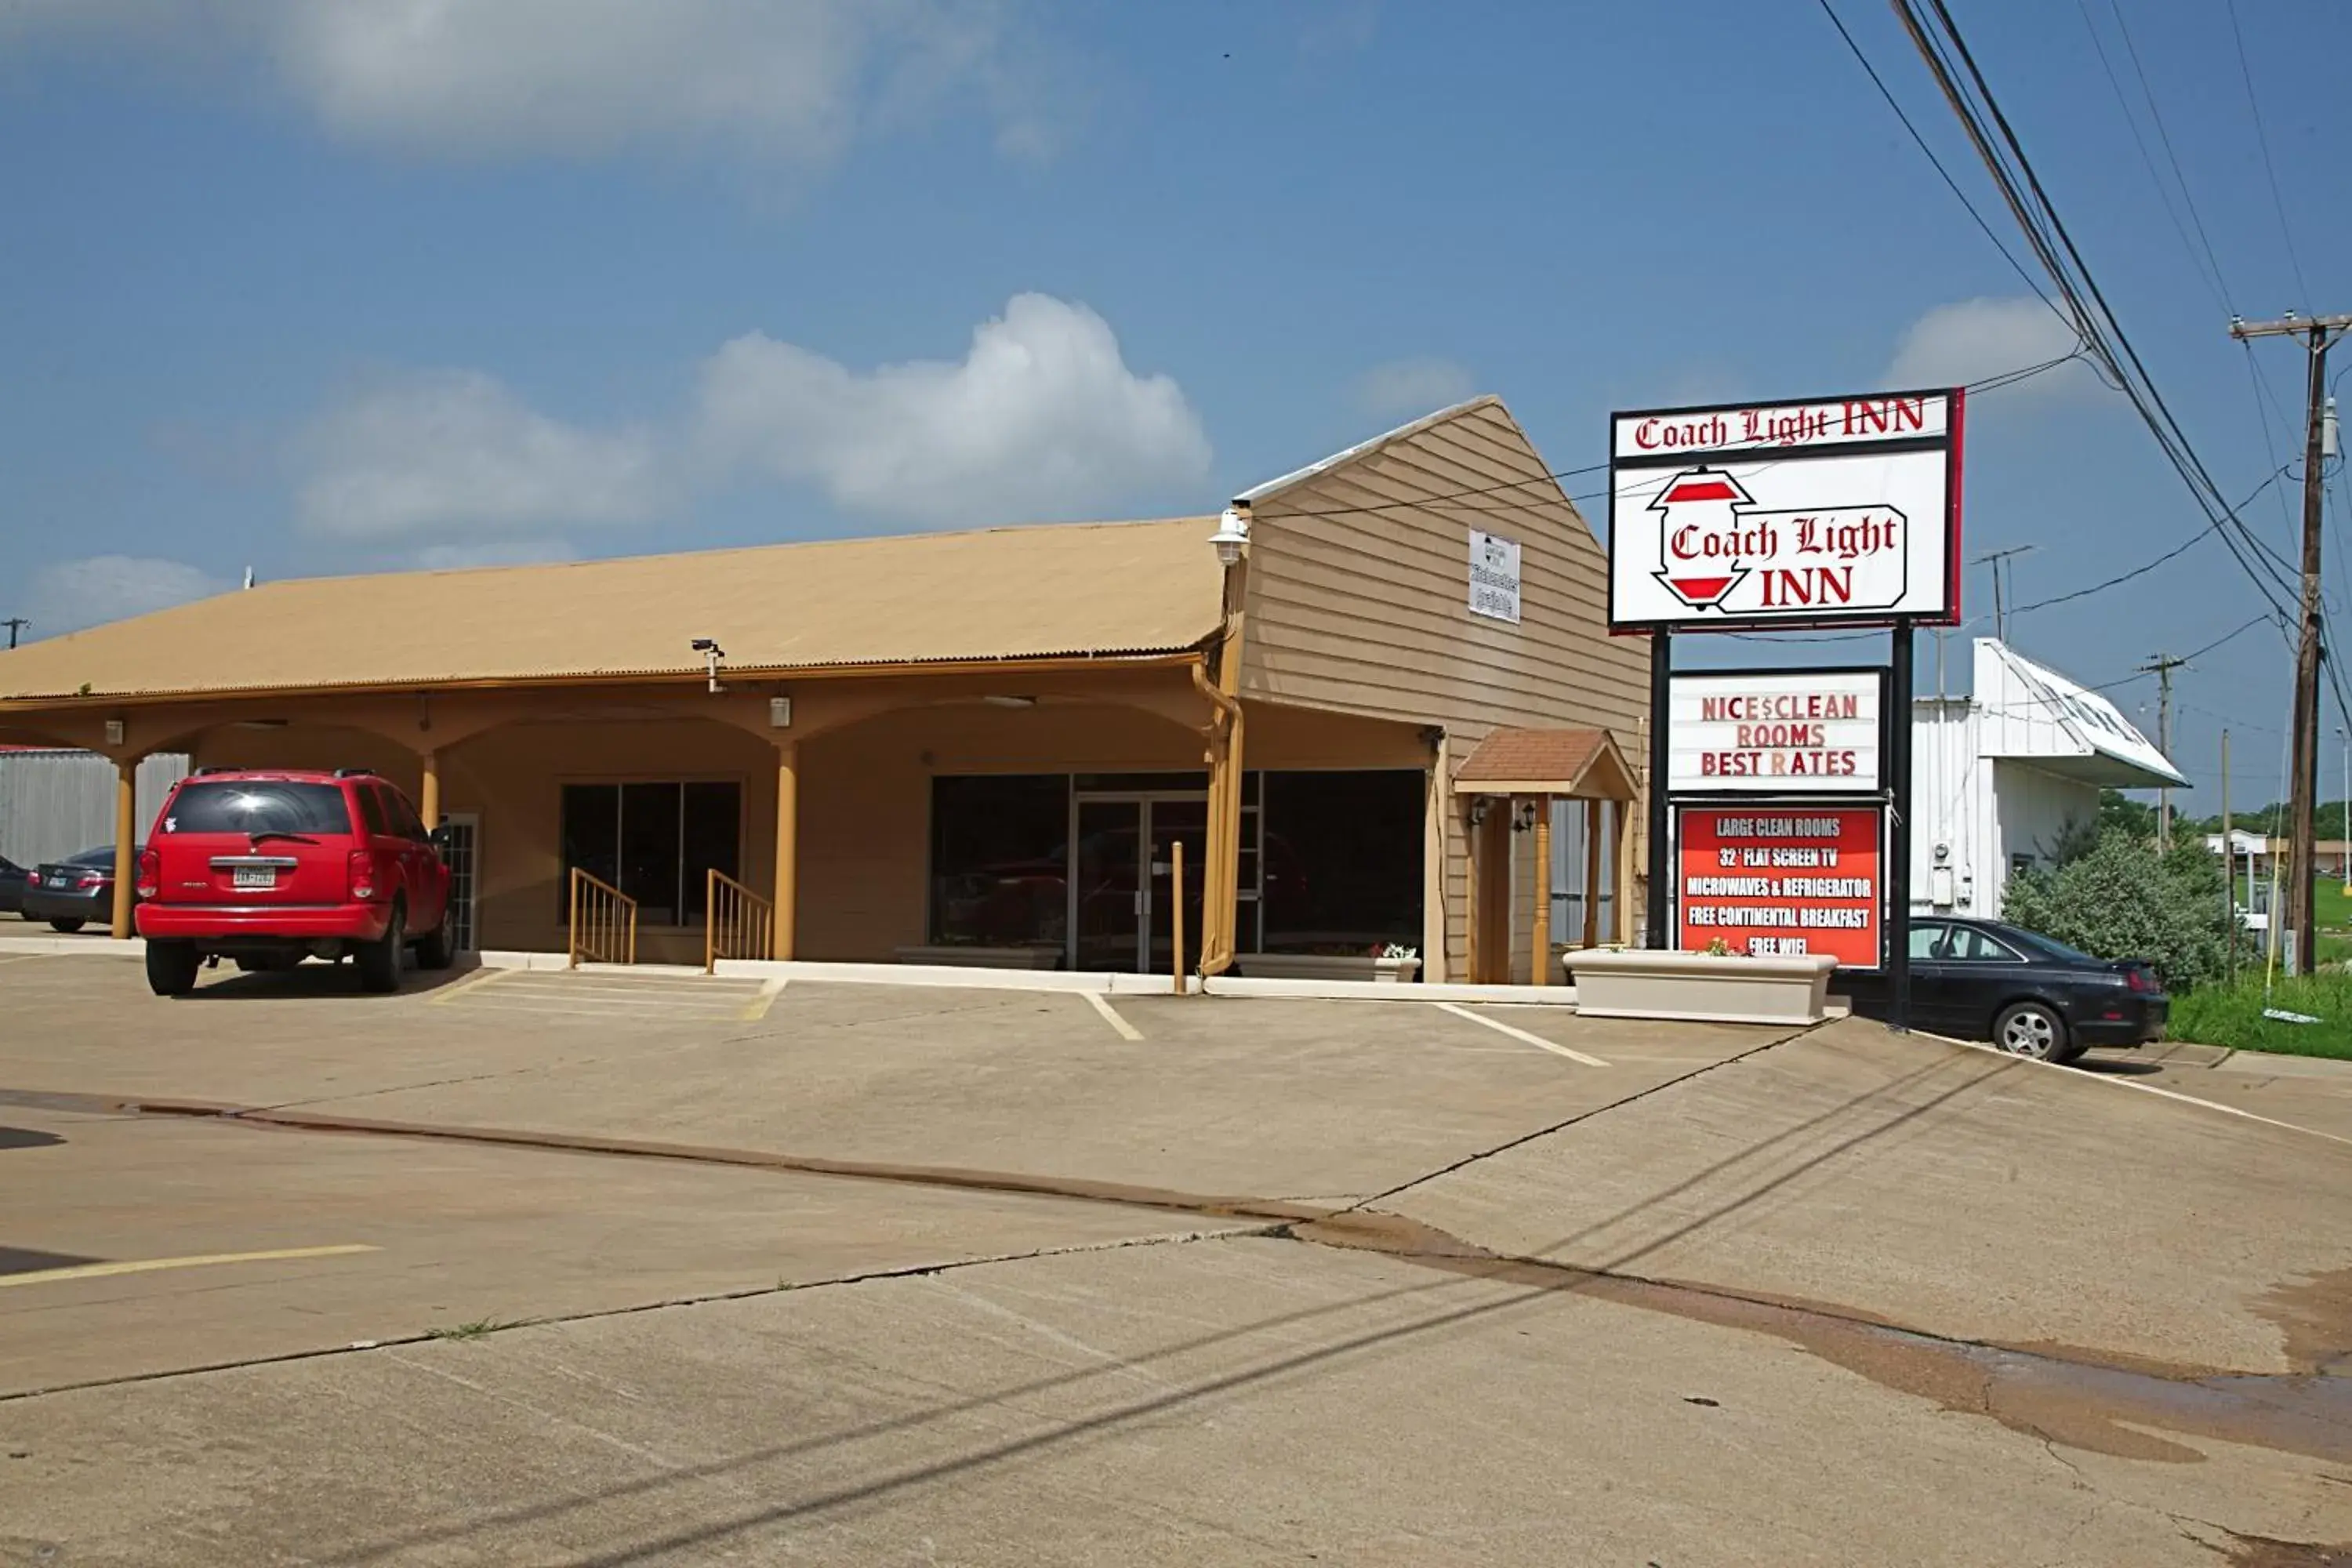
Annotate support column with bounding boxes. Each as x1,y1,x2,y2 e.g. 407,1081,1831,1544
1645,629,1673,949
111,757,138,939
1616,797,1636,946
1422,733,1449,983
1530,797,1552,985
1887,622,1915,1032
1583,797,1603,949
772,741,798,961
1464,802,1483,983
419,748,441,829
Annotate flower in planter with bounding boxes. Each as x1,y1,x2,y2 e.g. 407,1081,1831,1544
1379,943,1419,961
1702,938,1733,957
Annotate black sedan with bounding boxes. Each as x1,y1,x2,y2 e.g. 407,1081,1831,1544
23,845,140,934
0,853,27,917
1906,916,2166,1062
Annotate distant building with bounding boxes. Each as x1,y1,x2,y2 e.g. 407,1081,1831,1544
0,746,188,868
1910,639,2187,919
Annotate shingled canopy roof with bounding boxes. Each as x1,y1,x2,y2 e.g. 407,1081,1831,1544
1452,726,1637,798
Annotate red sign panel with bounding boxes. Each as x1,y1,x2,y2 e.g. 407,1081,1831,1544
1675,806,1882,968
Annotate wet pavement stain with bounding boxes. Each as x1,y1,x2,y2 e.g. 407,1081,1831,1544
2259,1268,2352,1377
1291,1210,2352,1468
2227,1534,2352,1566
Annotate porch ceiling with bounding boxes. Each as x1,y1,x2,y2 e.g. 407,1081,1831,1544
0,517,1226,706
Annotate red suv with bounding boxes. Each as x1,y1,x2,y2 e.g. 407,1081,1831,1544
136,768,454,996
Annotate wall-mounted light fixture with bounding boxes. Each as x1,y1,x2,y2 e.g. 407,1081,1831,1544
1467,797,1492,828
1208,506,1251,567
1512,800,1540,833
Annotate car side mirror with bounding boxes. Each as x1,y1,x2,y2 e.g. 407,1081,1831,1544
428,826,453,850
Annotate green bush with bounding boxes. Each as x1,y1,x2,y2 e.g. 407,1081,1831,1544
2000,827,2230,990
2169,971,2352,1059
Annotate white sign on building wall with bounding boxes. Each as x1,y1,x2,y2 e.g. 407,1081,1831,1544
1667,670,1882,793
1468,528,1521,623
1608,390,1962,630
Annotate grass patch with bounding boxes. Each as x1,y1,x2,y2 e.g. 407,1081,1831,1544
2170,971,2352,1059
426,1317,525,1341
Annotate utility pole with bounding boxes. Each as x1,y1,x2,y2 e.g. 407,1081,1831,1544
2230,310,2350,975
1971,545,2035,643
2136,652,2190,851
2223,728,2237,981
0,617,25,651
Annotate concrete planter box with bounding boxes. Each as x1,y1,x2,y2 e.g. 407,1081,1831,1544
1566,949,1836,1025
893,945,1064,971
1241,953,1421,984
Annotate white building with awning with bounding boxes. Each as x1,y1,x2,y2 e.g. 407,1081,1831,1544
1911,638,2187,917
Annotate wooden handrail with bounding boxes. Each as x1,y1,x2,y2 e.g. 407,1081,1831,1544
568,867,637,968
706,868,775,973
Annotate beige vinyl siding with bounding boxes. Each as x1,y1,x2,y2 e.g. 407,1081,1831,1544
1240,398,1651,976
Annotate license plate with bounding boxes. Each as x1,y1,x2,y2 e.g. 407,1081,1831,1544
47,874,69,887
232,867,278,891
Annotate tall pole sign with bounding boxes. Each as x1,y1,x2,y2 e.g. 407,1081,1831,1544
1611,389,1964,1033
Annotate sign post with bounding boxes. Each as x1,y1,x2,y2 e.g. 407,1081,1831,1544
1610,388,1962,1033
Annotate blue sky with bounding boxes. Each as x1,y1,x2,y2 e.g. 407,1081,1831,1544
1,0,2345,808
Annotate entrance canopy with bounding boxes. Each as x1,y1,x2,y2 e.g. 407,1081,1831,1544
1972,639,2187,789
1450,726,1638,800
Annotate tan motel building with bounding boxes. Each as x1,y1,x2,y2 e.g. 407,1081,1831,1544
0,397,1648,985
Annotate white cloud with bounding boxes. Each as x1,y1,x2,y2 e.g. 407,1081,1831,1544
295,370,666,540
1353,358,1475,419
24,555,225,635
1883,296,2100,400
695,293,1210,524
0,0,1057,165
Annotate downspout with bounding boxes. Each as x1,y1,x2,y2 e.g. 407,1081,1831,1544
1191,656,1245,975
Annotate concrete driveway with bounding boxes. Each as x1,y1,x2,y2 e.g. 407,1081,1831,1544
2,952,2348,1565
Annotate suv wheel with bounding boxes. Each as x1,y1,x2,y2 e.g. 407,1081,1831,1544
145,940,199,997
356,904,405,995
1993,1000,2067,1062
49,918,85,934
412,917,455,971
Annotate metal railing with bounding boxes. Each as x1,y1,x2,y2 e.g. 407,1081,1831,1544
705,868,775,973
568,867,637,967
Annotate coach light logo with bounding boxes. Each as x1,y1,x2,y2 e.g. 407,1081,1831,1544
1648,466,1908,617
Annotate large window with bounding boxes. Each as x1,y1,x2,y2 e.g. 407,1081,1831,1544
560,781,740,927
929,775,1069,950
1260,771,1423,955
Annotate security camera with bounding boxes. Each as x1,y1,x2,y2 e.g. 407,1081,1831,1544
690,637,724,655
691,637,727,693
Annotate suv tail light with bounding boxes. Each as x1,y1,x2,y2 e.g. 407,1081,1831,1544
135,848,159,901
348,849,378,901
2125,967,2153,993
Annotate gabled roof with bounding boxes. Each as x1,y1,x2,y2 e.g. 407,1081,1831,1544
1973,639,2187,789
1453,727,1638,799
0,517,1227,705
1235,397,1504,506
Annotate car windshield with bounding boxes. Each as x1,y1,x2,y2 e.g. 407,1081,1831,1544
164,781,350,836
1994,924,2103,966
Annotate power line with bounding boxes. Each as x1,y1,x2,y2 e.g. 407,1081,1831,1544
1884,0,2299,631
2073,0,2230,314
2223,0,2313,308
1812,0,2072,328
2009,465,2291,616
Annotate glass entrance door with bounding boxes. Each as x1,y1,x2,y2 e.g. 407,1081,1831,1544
1071,794,1207,971
1147,798,1207,975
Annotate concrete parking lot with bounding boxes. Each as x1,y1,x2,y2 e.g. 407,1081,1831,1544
2,949,2350,1564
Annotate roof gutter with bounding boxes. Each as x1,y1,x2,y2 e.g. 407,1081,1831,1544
0,649,1208,714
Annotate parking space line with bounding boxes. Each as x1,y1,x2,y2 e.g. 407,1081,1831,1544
739,977,787,1022
423,967,517,1007
1432,1002,1610,1066
1084,992,1143,1041
443,999,745,1022
0,1243,380,1290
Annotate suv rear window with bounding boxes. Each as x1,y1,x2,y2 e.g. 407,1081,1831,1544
163,780,352,836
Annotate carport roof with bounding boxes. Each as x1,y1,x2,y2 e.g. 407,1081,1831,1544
0,517,1229,704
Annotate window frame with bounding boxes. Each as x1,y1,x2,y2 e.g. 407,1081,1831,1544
555,774,746,930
